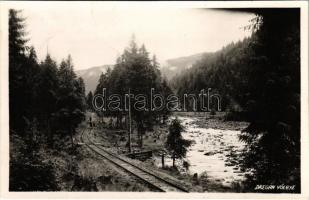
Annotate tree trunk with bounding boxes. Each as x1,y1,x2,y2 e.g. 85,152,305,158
172,154,175,168
69,126,74,172
123,115,126,128
116,116,120,128
47,118,53,146
137,122,145,149
70,126,74,149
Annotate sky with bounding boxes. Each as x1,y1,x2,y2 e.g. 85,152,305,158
9,2,255,70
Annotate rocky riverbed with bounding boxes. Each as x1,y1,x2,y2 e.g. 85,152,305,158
155,116,252,188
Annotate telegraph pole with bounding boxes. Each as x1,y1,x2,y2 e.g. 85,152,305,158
128,89,132,153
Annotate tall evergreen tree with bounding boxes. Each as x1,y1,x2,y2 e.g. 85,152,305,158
166,118,191,167
86,91,94,110
55,55,86,146
9,9,33,132
239,9,300,190
37,54,59,138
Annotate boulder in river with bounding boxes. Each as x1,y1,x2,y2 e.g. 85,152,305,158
204,151,216,156
193,173,198,182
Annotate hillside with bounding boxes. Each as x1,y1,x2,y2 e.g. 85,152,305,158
76,65,113,94
161,52,211,80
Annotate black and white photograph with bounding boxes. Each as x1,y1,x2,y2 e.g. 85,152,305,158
0,1,308,198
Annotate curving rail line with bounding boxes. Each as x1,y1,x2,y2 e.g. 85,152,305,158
80,127,189,192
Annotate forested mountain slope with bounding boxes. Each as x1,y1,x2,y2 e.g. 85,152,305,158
161,52,211,80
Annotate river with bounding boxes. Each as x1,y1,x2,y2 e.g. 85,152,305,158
155,116,252,187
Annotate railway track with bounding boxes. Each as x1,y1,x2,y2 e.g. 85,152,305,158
80,127,189,192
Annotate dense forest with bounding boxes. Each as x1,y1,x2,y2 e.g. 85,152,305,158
171,9,300,191
9,9,86,190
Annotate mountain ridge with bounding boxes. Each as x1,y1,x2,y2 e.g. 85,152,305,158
161,52,211,80
77,51,209,93
76,64,113,94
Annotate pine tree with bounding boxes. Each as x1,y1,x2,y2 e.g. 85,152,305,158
37,54,59,136
9,9,32,132
9,9,28,63
86,91,94,110
56,55,85,146
160,78,173,123
166,118,191,168
239,9,300,190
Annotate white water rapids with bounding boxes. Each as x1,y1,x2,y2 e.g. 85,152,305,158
154,116,252,187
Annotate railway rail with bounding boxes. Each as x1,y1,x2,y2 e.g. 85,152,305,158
80,127,189,192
